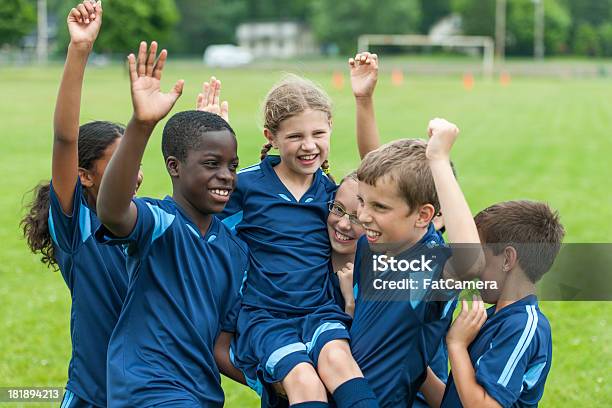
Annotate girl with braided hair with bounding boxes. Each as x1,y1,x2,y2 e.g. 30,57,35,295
218,74,379,408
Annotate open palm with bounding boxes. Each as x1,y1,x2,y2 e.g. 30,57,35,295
128,42,184,125
67,1,102,47
349,52,378,98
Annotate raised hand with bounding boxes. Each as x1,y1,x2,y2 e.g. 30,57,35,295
426,118,460,161
446,296,488,348
196,76,229,123
128,41,184,126
67,1,102,49
349,52,379,98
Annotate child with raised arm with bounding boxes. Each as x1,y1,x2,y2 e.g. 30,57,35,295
20,3,144,407
421,200,563,408
347,52,453,408
347,118,485,407
94,42,249,407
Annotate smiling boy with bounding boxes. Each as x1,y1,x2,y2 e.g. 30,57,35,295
95,42,249,407
348,119,484,407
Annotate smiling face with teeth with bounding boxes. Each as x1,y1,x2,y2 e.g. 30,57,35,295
357,176,435,253
167,129,239,219
264,109,331,178
327,178,365,255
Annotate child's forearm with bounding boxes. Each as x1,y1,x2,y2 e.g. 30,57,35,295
419,366,445,408
97,118,153,236
344,299,355,318
54,43,90,144
448,344,501,408
52,43,92,213
429,159,484,279
429,160,479,245
355,96,380,159
214,332,247,385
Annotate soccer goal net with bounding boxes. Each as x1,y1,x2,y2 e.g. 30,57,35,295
357,34,495,78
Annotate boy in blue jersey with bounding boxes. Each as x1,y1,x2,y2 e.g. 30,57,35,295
348,51,452,408
95,41,248,407
349,118,485,407
421,200,564,408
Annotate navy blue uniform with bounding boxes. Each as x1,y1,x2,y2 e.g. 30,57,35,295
95,197,249,407
49,179,127,407
441,295,552,408
219,156,350,384
350,224,457,407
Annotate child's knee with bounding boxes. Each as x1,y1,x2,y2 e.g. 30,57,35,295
318,340,354,370
282,363,327,403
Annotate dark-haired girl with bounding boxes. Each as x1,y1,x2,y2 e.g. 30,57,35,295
21,3,142,407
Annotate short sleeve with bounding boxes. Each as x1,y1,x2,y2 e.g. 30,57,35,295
220,242,249,332
94,198,174,259
48,178,91,252
475,309,547,407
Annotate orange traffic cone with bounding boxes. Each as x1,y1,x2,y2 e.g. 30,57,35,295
332,71,344,90
391,69,404,86
463,73,474,91
500,72,511,87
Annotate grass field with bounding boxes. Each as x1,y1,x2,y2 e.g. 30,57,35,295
0,60,610,407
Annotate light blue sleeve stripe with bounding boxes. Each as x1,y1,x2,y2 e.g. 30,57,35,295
48,209,58,246
146,202,175,243
238,164,260,174
353,283,359,300
61,390,74,408
498,305,538,386
305,322,346,354
229,346,236,366
265,342,307,376
523,361,547,389
441,298,456,319
78,203,91,243
239,269,248,296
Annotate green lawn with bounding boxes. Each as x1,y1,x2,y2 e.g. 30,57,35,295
0,61,610,407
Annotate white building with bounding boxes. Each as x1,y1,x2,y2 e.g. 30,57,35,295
236,22,317,59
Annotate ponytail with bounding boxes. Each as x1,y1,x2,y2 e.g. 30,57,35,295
321,160,335,184
260,142,273,162
21,182,57,270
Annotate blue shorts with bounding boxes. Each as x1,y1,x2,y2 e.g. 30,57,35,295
60,390,97,408
233,304,351,384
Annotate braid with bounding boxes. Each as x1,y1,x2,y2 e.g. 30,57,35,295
321,160,336,184
260,142,273,161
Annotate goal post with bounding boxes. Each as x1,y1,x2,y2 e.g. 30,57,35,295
357,34,495,79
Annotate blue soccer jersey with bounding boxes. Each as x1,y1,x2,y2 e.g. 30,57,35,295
219,155,338,313
95,197,249,407
441,295,552,408
48,179,127,407
350,224,457,407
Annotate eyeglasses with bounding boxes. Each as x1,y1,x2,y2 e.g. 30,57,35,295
328,201,361,225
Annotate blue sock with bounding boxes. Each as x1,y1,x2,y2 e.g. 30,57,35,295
332,377,378,408
289,402,329,408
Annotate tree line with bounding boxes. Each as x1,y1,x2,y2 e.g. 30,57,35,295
2,0,611,57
